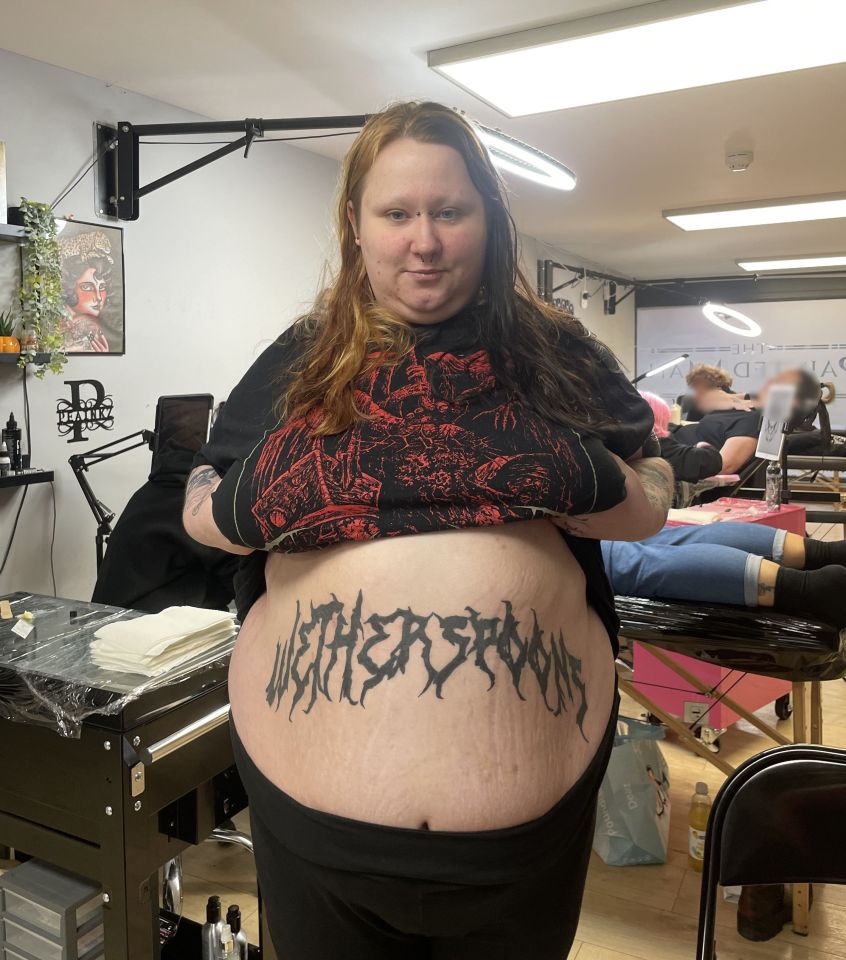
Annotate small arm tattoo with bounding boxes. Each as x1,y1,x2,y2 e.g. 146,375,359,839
185,466,220,517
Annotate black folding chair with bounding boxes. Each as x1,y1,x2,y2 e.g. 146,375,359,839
697,744,846,959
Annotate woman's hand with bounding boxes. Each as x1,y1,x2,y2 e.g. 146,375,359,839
90,332,110,352
551,454,674,542
183,466,254,555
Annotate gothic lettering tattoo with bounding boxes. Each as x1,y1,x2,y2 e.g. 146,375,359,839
265,590,589,739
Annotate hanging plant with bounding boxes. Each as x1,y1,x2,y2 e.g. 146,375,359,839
16,198,68,378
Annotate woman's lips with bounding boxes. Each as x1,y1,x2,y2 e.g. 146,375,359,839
406,269,444,280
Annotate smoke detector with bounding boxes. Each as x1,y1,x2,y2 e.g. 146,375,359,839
726,150,754,173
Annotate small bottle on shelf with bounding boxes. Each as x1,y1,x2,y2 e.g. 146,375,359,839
0,441,11,478
2,412,22,472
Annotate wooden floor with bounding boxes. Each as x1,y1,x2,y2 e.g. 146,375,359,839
4,523,845,958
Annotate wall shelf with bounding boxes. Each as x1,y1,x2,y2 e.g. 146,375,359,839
0,223,25,244
0,354,51,366
0,471,54,489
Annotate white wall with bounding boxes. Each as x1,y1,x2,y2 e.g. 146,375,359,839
0,48,340,600
517,233,636,372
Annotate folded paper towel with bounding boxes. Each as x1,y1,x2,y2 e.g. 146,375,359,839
91,606,237,677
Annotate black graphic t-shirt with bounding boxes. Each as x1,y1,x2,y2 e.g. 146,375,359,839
193,305,655,656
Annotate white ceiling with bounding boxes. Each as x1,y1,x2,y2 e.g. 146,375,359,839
3,0,846,279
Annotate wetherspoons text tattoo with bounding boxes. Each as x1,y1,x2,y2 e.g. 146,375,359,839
265,590,588,739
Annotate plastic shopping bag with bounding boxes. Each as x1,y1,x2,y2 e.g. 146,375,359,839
592,715,671,866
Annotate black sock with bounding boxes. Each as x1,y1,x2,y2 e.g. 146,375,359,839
803,538,846,570
774,566,846,628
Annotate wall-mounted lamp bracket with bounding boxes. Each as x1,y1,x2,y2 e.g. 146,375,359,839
94,114,369,221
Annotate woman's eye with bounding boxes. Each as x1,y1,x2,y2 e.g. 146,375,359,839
439,209,459,221
387,211,407,222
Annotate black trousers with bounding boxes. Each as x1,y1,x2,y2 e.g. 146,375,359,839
231,687,619,960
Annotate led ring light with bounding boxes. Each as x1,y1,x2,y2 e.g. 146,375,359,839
702,302,762,338
472,122,577,192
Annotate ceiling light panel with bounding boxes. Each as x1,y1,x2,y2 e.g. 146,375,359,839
429,0,846,117
664,194,846,230
737,254,846,271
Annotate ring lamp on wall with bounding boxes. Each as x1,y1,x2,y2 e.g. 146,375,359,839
471,122,577,191
702,302,762,338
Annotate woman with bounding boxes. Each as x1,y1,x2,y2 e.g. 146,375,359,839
184,101,673,959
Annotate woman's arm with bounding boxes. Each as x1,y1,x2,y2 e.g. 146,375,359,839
182,466,253,555
697,389,757,412
660,435,724,482
718,435,759,474
552,455,674,541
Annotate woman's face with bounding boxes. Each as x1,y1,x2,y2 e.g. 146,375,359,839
348,138,487,325
71,267,107,320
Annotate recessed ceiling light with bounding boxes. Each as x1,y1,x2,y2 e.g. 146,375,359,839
664,194,846,231
429,0,846,117
737,254,846,271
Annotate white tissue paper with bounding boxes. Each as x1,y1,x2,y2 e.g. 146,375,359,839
90,606,237,677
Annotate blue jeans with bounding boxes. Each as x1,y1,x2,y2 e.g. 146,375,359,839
601,522,788,607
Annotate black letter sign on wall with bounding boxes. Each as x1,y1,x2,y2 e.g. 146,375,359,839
57,379,115,443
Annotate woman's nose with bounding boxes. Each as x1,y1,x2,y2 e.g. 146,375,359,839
409,215,441,258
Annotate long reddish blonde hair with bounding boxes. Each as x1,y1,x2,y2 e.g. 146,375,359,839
279,100,617,436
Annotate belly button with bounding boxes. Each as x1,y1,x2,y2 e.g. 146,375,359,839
420,820,430,831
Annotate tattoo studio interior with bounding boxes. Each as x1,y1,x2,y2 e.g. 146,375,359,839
3,3,846,959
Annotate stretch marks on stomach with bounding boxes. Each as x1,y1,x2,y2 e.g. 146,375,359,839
229,521,615,829
265,589,589,739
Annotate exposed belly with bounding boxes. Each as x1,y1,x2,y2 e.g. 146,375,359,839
228,519,616,831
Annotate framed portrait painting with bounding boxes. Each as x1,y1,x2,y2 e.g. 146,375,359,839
57,218,125,355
